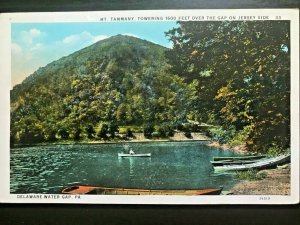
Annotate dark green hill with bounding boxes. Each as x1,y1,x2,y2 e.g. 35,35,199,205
11,35,167,101
11,35,193,144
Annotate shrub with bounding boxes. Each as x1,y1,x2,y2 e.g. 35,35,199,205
57,128,69,139
73,128,81,140
143,123,154,138
157,126,167,137
167,129,175,137
228,125,252,146
153,124,175,138
97,123,108,140
19,131,44,144
108,122,119,138
266,144,288,157
236,170,267,181
126,128,134,138
184,131,192,139
152,131,160,138
176,123,184,131
85,125,95,139
44,130,57,142
208,126,236,144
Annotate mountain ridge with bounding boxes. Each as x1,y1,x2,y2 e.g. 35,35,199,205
10,33,190,144
13,35,167,85
11,34,168,100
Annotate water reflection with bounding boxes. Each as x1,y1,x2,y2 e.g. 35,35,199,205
118,156,152,177
129,157,134,177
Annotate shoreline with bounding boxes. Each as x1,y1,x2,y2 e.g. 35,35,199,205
207,141,248,154
12,139,211,148
11,132,211,148
230,165,291,195
208,141,291,195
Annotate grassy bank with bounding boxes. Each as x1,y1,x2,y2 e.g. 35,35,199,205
230,165,291,195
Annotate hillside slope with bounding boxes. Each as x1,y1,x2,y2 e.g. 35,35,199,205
11,35,193,144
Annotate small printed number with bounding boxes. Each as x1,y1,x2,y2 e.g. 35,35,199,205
259,196,271,201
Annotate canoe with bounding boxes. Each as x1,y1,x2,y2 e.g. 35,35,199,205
118,153,151,157
213,155,266,161
62,185,223,195
210,159,260,166
213,154,290,172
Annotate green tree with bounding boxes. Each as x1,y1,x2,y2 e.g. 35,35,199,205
86,125,95,139
143,123,154,138
57,128,69,139
126,128,134,138
108,122,119,139
166,21,290,152
97,123,108,140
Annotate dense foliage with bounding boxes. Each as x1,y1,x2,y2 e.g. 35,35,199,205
165,21,290,152
11,35,195,144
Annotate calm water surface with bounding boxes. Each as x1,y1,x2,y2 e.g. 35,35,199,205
10,142,241,194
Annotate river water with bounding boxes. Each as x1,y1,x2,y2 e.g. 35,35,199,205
10,141,241,194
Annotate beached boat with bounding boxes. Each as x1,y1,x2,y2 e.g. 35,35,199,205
213,154,290,172
210,159,260,166
118,153,151,157
62,185,223,195
213,155,266,161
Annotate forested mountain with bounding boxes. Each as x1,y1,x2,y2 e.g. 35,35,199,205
11,35,194,144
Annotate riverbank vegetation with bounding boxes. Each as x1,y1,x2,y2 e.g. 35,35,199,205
236,169,267,181
11,21,290,155
165,20,290,155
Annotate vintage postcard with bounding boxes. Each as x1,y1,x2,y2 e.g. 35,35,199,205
0,9,299,204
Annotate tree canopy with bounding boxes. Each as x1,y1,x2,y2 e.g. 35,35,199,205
165,21,290,152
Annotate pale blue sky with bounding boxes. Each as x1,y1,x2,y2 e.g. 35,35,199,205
11,21,177,87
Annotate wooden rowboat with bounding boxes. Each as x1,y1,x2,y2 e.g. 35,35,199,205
118,153,151,157
213,155,266,161
62,185,223,195
213,154,290,172
210,159,260,166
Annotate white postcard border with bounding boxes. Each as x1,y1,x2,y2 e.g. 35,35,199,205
0,9,299,204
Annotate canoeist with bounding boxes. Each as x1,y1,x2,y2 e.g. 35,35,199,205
129,149,135,155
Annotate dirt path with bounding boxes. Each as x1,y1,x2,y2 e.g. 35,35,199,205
129,132,210,142
230,165,291,195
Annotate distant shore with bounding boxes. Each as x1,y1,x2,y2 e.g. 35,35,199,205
130,132,210,142
11,132,211,148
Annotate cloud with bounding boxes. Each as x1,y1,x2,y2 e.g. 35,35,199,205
62,34,82,45
12,30,110,87
19,28,46,45
62,31,109,45
11,42,22,55
29,43,44,52
29,28,43,37
12,28,47,87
